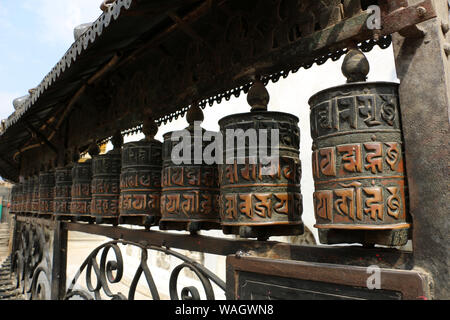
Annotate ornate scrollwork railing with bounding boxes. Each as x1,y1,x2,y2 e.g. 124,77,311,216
13,222,52,300
65,240,226,300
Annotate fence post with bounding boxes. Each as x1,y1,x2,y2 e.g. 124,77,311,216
50,221,67,300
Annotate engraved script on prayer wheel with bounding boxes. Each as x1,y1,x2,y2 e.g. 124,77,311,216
10,184,18,214
71,161,92,217
218,80,303,239
31,175,40,214
309,49,410,246
17,181,24,213
91,133,122,222
25,177,33,213
119,119,162,227
160,105,221,233
54,167,73,216
39,171,55,215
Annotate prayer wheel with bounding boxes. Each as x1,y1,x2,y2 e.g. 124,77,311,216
91,133,122,224
70,145,98,220
54,167,73,217
308,49,410,246
39,171,55,216
10,184,18,214
160,105,221,233
70,160,93,217
119,120,162,227
31,175,40,214
218,80,303,240
25,177,33,213
17,181,24,213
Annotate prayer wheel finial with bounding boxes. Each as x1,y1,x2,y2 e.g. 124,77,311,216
186,104,204,127
111,130,123,151
72,149,81,163
247,78,269,112
342,49,370,83
143,118,158,141
88,142,100,158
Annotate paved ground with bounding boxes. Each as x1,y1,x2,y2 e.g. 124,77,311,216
0,223,11,265
0,223,23,300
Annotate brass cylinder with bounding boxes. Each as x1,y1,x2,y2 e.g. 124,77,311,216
119,140,162,226
39,171,55,215
308,50,410,246
71,161,92,217
91,153,121,219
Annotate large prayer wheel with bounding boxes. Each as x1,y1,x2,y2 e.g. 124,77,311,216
119,120,162,227
160,106,221,233
24,177,33,213
308,49,410,246
39,171,55,215
218,80,303,240
31,175,40,214
54,167,73,217
17,181,24,213
71,160,93,217
10,184,18,214
91,133,122,224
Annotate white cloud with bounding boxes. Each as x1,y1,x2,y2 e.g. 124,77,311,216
22,0,102,46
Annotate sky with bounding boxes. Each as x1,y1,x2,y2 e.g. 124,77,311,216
0,0,103,120
0,1,398,239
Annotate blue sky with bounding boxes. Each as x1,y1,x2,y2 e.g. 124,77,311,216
0,0,102,120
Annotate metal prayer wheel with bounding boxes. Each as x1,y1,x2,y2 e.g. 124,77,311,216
309,49,410,246
10,184,18,214
71,160,92,217
218,80,303,239
31,175,40,214
39,171,55,215
25,177,33,213
17,182,24,213
54,167,73,217
119,120,162,227
91,134,122,223
160,106,221,233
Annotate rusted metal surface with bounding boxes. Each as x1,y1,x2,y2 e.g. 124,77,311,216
160,106,221,232
309,49,410,246
219,80,303,239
